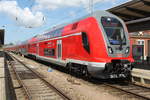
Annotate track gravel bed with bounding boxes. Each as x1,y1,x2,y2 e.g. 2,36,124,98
104,83,150,100
8,53,71,100
10,54,148,100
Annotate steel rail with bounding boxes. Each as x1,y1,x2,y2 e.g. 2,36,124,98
104,83,150,100
128,81,150,89
8,59,32,100
8,53,71,100
10,52,150,100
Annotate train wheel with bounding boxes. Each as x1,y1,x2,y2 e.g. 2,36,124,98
82,66,91,79
66,63,71,74
68,63,74,75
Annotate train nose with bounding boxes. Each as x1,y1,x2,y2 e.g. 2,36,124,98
87,60,133,79
103,60,132,78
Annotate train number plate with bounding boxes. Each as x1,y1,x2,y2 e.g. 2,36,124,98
110,74,126,78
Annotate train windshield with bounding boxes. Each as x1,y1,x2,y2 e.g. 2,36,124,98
101,17,126,45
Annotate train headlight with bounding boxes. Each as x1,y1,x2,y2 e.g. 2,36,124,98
108,47,113,54
125,47,130,54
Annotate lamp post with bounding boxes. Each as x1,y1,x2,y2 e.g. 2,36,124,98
89,0,93,14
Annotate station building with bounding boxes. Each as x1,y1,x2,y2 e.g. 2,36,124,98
130,31,150,60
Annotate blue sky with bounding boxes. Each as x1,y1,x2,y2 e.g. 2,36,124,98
0,0,130,44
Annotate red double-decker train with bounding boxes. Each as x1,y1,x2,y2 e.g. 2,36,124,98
5,11,134,79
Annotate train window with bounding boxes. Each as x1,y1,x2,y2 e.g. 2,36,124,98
101,17,126,45
82,32,90,53
37,27,63,41
44,48,55,56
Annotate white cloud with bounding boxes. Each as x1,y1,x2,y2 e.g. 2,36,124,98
0,0,45,28
32,0,117,11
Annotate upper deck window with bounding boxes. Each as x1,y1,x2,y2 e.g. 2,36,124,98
37,27,63,41
101,17,126,45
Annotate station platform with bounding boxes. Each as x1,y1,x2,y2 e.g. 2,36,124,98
0,57,6,100
131,68,150,87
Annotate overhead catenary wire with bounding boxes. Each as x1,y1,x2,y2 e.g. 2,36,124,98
25,1,106,37
15,0,105,38
44,2,103,29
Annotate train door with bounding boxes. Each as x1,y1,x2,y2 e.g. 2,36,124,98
57,40,62,60
36,43,39,55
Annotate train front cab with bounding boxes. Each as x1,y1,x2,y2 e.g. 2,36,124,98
84,11,134,79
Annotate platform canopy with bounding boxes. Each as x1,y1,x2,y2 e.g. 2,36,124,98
108,0,150,32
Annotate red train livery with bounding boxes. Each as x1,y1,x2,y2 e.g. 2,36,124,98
5,11,134,79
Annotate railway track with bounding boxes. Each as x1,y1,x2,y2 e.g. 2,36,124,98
7,53,150,100
104,82,150,100
7,53,71,100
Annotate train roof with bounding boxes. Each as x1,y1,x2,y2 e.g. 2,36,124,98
45,10,112,31
26,10,122,45
25,10,118,44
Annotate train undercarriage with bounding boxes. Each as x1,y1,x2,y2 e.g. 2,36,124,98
66,60,133,79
